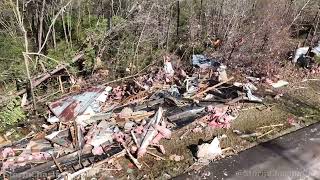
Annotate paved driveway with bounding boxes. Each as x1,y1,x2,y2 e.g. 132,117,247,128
176,123,320,180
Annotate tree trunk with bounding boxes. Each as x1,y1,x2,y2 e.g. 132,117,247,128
61,11,69,45
166,4,173,51
176,0,180,42
38,0,45,50
13,0,37,109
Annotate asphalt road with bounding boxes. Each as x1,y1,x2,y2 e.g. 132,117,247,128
176,123,320,180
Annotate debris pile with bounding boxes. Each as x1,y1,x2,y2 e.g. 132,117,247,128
0,54,264,179
292,42,320,69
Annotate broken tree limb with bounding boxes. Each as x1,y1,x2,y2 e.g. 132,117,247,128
38,0,73,54
191,77,234,98
179,129,190,140
257,124,284,129
131,130,140,148
123,144,142,169
146,151,166,160
289,0,312,27
226,95,265,105
27,52,60,64
102,57,159,86
257,129,274,139
102,72,147,86
239,132,262,138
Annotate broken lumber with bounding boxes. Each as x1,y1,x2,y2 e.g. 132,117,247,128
16,53,84,96
191,77,234,98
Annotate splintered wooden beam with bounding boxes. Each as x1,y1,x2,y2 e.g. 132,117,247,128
16,53,84,96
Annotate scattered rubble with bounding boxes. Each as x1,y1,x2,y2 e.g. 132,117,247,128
0,54,264,179
292,42,320,68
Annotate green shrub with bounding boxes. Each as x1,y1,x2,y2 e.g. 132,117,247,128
0,97,26,128
0,35,24,83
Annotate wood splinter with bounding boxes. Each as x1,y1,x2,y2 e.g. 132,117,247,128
146,151,166,160
122,143,142,169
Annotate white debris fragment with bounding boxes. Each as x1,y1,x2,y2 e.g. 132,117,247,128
184,85,198,97
196,137,222,161
168,85,180,97
243,83,262,102
96,86,113,102
21,93,27,107
245,82,258,91
119,107,133,119
217,64,228,82
75,114,92,126
204,94,214,100
233,82,243,87
312,43,320,55
143,85,150,90
246,76,260,82
96,93,108,103
164,61,175,77
183,77,199,97
105,86,112,92
47,116,60,123
271,80,289,88
169,154,184,162
88,121,114,147
124,121,136,131
75,106,97,126
293,44,320,64
137,107,163,158
83,106,95,116
293,47,309,63
45,131,61,140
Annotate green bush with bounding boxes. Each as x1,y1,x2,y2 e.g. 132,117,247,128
0,97,25,128
0,35,24,83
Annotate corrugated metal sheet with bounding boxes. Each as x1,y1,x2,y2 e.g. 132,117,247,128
49,86,105,122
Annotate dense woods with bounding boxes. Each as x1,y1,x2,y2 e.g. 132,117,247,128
0,0,319,126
